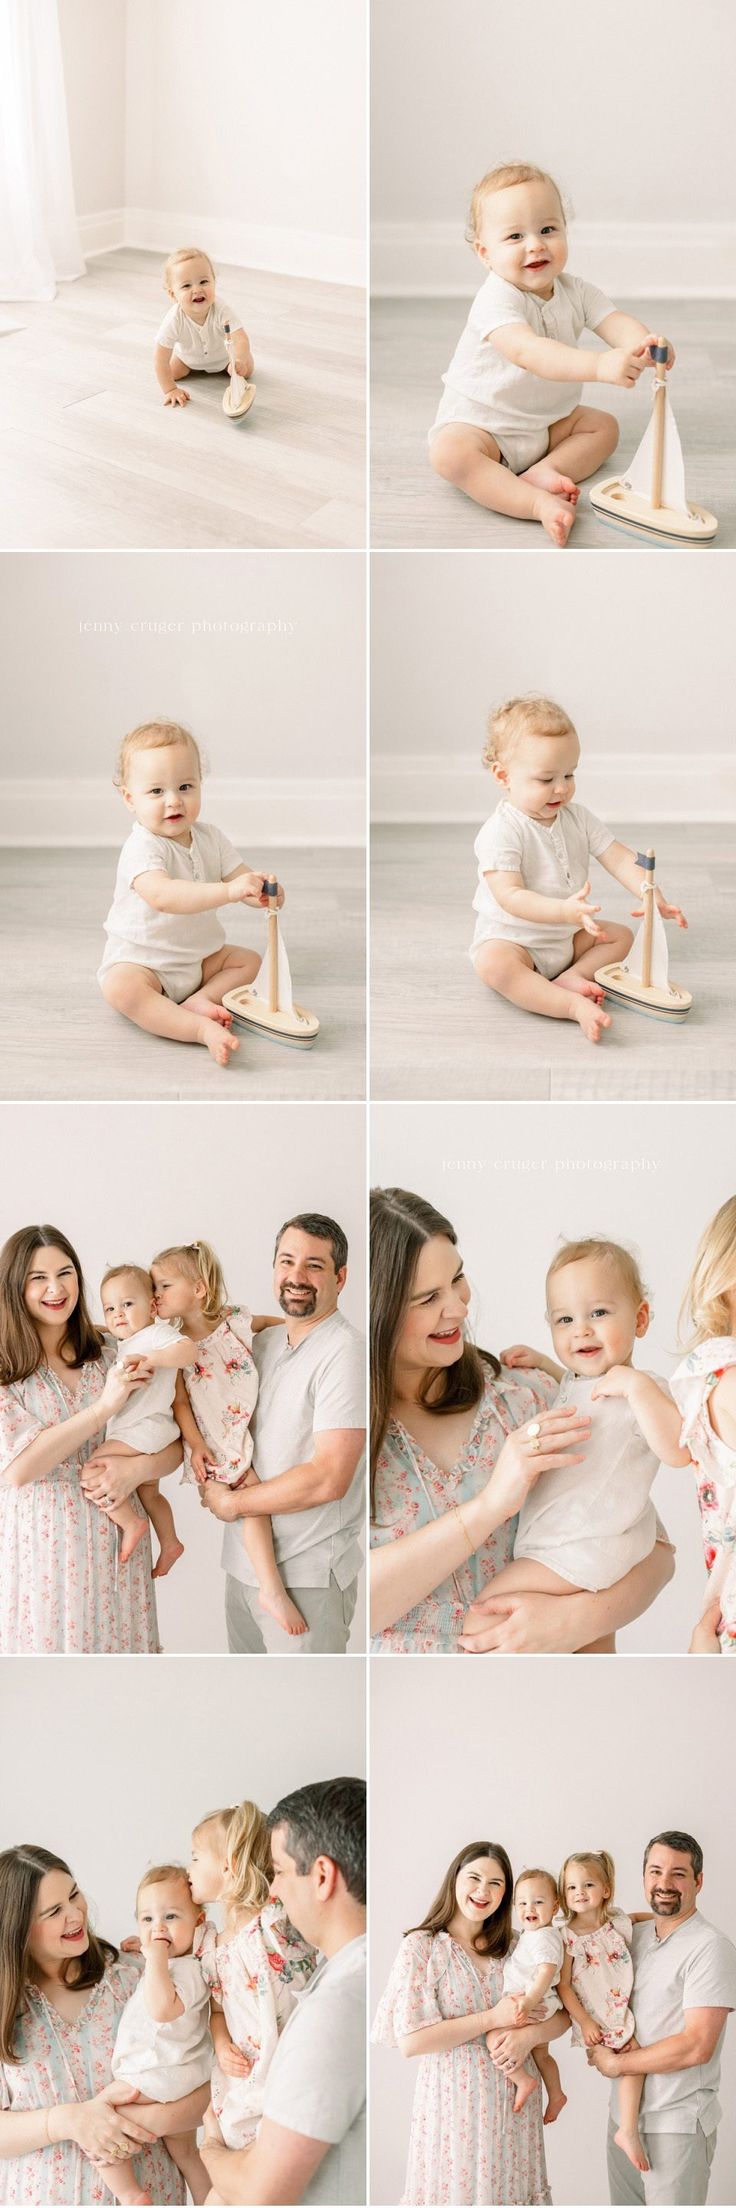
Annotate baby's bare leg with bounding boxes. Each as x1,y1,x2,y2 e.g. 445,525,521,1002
238,1468,307,1637
183,943,261,1014
473,941,611,1044
89,1440,149,1565
137,1480,184,1579
542,404,619,483
101,963,240,1068
430,425,577,546
556,921,634,1000
95,2158,150,2206
534,2046,567,2125
165,2130,210,2204
614,2040,649,2173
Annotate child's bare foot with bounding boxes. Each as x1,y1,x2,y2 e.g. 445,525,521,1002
259,1586,309,1636
570,995,611,1043
198,1020,240,1066
183,992,234,1025
512,2071,540,2114
614,2126,649,2173
151,1535,185,1579
523,460,580,505
556,970,605,1003
119,1516,150,1566
533,490,577,546
543,2087,568,2125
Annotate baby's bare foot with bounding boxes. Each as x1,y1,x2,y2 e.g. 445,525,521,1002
151,1535,185,1579
183,990,233,1025
614,2126,649,2173
259,1585,309,1636
119,1516,150,1566
533,490,576,546
199,1020,240,1066
543,2088,568,2125
571,995,611,1043
512,2071,540,2114
523,460,580,505
556,970,605,1003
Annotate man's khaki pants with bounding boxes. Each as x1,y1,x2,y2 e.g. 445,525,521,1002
607,2117,716,2206
225,1572,358,1654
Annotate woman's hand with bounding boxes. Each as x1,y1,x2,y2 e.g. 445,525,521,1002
67,2083,152,2159
80,1452,144,1510
487,2022,544,2069
481,1404,591,1528
217,2035,251,2078
99,1360,152,1421
460,1588,580,1655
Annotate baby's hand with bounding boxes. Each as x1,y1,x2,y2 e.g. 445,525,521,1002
218,2037,251,2079
597,344,650,388
655,892,688,930
498,1344,538,1371
164,386,190,406
226,871,285,909
560,883,604,938
581,2016,604,2047
590,1364,633,1402
644,334,676,371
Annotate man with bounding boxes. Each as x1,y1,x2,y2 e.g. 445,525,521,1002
590,1829,736,2206
200,1213,365,1653
200,1776,366,2206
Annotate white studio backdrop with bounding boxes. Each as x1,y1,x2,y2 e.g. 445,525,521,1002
0,1656,365,1943
370,552,736,823
0,552,365,846
57,0,366,282
371,0,736,295
370,1658,736,2208
0,1101,366,1654
370,1099,736,1654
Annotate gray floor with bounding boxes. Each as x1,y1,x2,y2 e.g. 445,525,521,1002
0,251,365,550
371,297,735,549
371,824,736,1099
2,849,365,1100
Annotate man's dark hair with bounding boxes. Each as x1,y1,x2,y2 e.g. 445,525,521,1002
643,1830,704,1880
273,1214,348,1273
268,1778,366,1903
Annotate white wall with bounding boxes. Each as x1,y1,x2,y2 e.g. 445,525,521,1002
0,1656,365,1943
370,1098,736,1654
370,1658,736,2208
57,0,126,218
371,553,736,822
0,553,365,845
0,1101,366,1654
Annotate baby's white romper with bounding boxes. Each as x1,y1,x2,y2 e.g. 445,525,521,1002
430,270,616,471
470,799,614,979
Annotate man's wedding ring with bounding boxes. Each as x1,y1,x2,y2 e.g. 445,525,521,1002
526,1421,542,1454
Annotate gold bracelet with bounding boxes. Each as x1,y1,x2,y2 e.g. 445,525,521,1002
454,1503,475,1557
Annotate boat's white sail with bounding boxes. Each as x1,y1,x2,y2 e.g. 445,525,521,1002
253,927,295,1013
623,386,688,514
623,896,670,989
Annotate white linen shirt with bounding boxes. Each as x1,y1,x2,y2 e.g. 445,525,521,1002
221,1311,366,1591
471,798,615,959
101,819,243,973
441,269,616,437
612,1913,736,2135
503,1925,564,2018
106,1318,181,1454
156,298,241,371
263,1936,366,2205
111,1952,212,2100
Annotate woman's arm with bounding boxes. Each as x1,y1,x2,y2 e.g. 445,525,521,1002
487,2010,568,2069
398,2005,497,2058
460,1532,675,1653
0,2085,155,2161
1,1365,148,1491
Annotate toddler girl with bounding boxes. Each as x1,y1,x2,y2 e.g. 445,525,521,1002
188,1801,317,2150
471,696,687,1045
467,1238,688,1650
99,1262,200,1576
151,1237,307,1637
101,1863,211,2206
670,1195,736,1653
98,719,283,1068
559,1850,648,2175
486,1869,566,2120
155,247,253,408
429,162,673,545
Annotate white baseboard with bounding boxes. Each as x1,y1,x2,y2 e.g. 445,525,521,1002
371,220,736,299
124,208,364,289
0,778,365,848
79,209,126,258
371,753,736,825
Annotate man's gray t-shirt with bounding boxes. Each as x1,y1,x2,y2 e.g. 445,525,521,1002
263,1935,366,2204
612,1913,736,2134
221,1310,366,1590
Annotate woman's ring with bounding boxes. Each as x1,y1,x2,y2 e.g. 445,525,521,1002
526,1420,542,1453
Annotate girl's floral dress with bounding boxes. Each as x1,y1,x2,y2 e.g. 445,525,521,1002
0,1959,184,2205
670,1336,736,1652
371,1366,557,1652
197,1900,317,2149
181,1306,259,1488
562,1910,635,2049
0,1352,159,1654
371,1930,551,2207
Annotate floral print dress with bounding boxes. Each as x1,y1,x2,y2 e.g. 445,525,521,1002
181,1306,259,1487
0,1960,184,2206
562,1910,635,2049
197,1901,317,2149
371,1930,551,2207
670,1337,736,1651
0,1353,159,1654
371,1366,557,1652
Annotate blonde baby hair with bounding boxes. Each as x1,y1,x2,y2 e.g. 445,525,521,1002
100,1262,154,1304
164,245,216,294
151,1239,227,1323
514,1866,560,1907
559,1850,617,1924
546,1237,649,1311
482,695,576,772
678,1195,736,1347
136,1862,193,1911
114,719,203,791
194,1802,272,1914
466,163,568,249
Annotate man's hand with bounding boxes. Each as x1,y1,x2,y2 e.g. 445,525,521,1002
199,1482,243,1521
589,2045,622,2077
203,2101,223,2145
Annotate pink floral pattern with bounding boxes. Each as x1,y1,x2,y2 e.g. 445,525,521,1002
562,1911,635,2049
371,1930,551,2206
371,1367,558,1651
0,1354,159,1654
181,1307,259,1487
670,1338,736,1652
0,1959,184,2204
197,1901,317,2149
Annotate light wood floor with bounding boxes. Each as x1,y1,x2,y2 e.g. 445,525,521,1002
0,251,365,550
371,824,736,1099
371,297,735,549
1,848,365,1100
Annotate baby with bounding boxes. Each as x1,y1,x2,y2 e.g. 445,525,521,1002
98,719,282,1066
101,1865,211,2207
99,1264,200,1576
470,696,687,1044
429,162,673,544
486,1869,566,2120
468,1238,690,1650
155,247,253,408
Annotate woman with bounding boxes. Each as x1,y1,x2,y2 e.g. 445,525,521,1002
0,1226,180,1654
370,1190,674,1652
372,1840,563,2206
0,1844,209,2205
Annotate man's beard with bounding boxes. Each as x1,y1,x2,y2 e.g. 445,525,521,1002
278,1285,317,1315
650,1891,683,1915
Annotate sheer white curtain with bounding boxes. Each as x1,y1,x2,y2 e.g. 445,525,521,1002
0,0,84,300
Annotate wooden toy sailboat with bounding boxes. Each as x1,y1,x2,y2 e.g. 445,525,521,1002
589,340,717,542
595,849,692,1023
222,877,319,1048
222,323,256,420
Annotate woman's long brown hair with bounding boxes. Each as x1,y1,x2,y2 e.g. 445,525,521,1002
407,1840,514,1959
0,1846,118,2063
370,1188,500,1506
0,1227,105,1385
